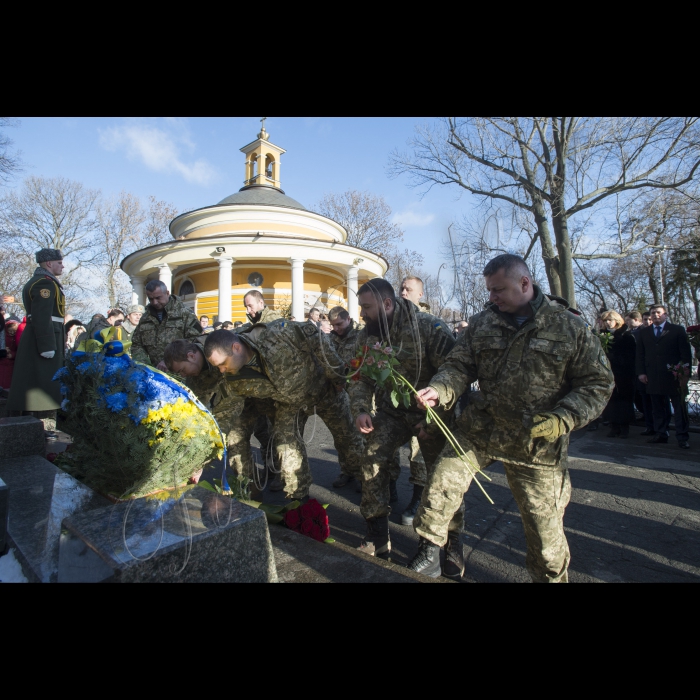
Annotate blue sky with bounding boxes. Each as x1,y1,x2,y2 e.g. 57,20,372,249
8,117,476,278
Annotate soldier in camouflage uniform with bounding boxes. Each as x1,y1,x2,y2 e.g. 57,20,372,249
164,338,282,498
346,278,456,560
131,280,203,369
408,254,613,582
204,322,364,501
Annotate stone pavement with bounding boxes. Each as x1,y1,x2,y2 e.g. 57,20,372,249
249,416,700,583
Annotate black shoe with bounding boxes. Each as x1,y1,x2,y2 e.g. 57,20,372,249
587,423,599,431
619,425,629,439
355,480,362,494
389,478,398,503
357,516,391,559
640,429,655,436
647,434,668,444
443,530,465,580
602,421,610,426
332,473,355,488
406,537,441,578
678,441,690,449
606,429,621,438
401,484,424,526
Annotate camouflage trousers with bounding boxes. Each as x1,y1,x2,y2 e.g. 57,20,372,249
274,389,364,500
414,429,572,584
390,436,427,486
221,398,280,490
361,409,447,521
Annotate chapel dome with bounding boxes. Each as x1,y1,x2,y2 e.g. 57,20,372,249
217,185,307,211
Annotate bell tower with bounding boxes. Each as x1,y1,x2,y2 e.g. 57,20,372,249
240,117,286,190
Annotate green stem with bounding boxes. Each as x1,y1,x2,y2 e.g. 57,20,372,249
391,370,494,504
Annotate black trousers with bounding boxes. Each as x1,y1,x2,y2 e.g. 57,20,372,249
650,393,689,442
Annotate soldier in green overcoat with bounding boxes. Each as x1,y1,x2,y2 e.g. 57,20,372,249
7,248,67,434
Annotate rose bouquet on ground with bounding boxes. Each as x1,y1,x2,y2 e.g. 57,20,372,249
348,341,493,503
53,351,224,501
284,498,333,542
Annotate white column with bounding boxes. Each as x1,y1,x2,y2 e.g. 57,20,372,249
290,257,306,321
130,276,146,306
347,265,360,322
218,257,234,323
156,264,172,294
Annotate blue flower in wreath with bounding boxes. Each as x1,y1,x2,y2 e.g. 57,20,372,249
105,392,129,413
53,367,69,382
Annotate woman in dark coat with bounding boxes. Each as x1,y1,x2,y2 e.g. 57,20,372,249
601,310,637,437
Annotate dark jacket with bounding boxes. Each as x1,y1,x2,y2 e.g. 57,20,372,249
635,321,692,395
602,324,636,424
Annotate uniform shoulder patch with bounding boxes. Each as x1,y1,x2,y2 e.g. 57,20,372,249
40,288,51,298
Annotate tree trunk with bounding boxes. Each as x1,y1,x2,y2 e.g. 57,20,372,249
551,206,576,307
533,197,562,297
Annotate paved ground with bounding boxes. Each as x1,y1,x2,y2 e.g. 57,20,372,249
46,416,700,583
247,417,700,583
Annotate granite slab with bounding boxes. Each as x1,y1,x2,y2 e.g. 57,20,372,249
59,486,278,583
0,455,110,582
0,416,45,458
0,476,7,554
269,526,450,583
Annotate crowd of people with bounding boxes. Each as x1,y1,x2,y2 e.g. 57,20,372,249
3,246,696,583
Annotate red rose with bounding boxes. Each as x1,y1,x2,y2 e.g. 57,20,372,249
46,452,57,462
362,345,369,354
349,358,361,369
301,519,313,534
300,502,315,519
311,524,324,542
320,523,330,540
284,508,301,530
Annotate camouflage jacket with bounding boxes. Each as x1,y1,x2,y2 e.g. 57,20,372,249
245,305,282,326
131,295,203,367
347,297,455,420
330,319,361,364
429,285,614,467
182,339,231,413
222,320,346,407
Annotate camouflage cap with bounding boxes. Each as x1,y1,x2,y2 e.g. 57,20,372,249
35,248,63,263
127,304,146,314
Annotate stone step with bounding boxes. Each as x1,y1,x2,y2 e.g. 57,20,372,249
269,525,450,583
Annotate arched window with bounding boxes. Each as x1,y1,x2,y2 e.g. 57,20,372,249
179,280,195,297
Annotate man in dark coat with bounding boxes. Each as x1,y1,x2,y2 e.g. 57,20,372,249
636,304,692,448
7,248,67,437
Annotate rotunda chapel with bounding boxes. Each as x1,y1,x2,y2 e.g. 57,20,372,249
120,122,387,322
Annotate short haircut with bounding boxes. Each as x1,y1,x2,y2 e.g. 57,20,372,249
358,278,397,305
213,322,223,329
233,321,243,328
649,304,666,313
221,321,234,329
163,339,200,369
328,306,349,321
401,276,424,293
642,311,651,318
204,329,239,359
627,311,642,321
308,308,320,316
243,289,264,303
483,253,531,280
145,279,168,294
601,310,625,329
92,313,105,321
107,309,124,319
200,315,209,321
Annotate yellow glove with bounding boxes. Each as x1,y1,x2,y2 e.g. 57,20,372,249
530,413,566,442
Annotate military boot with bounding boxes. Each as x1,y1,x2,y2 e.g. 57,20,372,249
332,472,355,488
401,484,424,526
406,537,441,578
443,530,465,580
389,478,398,503
357,516,391,560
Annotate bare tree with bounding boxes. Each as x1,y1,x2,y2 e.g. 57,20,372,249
95,191,146,309
384,247,425,290
390,117,700,307
0,118,23,185
141,195,179,247
316,190,405,252
0,175,101,283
